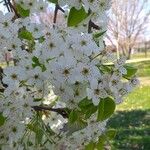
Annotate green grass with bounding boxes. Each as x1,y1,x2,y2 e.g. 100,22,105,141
131,52,150,59
117,86,150,111
128,60,150,77
108,110,150,150
108,86,150,150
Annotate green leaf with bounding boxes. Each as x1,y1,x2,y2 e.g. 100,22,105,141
97,97,116,121
123,65,137,79
47,0,58,4
18,28,34,41
98,65,112,74
96,129,116,150
97,134,106,150
69,110,78,124
78,97,94,108
85,141,95,150
67,7,88,27
79,97,97,119
66,119,87,136
0,113,6,126
38,36,45,43
35,127,43,144
32,56,46,72
32,56,40,66
93,31,106,39
16,4,30,18
34,98,43,102
28,122,43,144
84,105,97,119
105,129,116,140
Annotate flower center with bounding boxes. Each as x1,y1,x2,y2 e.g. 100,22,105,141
94,89,100,95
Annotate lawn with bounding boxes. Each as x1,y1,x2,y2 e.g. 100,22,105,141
128,60,150,77
131,52,150,59
108,59,150,150
117,86,150,111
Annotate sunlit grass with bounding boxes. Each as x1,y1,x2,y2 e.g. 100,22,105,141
117,86,150,111
129,60,150,77
131,52,150,59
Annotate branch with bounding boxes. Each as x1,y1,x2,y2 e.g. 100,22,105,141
53,4,59,24
88,20,101,33
32,106,70,118
53,4,65,25
90,21,101,30
7,0,20,18
57,5,65,13
4,0,11,12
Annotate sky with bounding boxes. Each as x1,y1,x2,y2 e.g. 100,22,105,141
0,1,7,13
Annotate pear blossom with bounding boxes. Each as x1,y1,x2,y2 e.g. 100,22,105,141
0,0,139,149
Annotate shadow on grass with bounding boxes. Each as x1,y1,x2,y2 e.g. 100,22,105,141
108,110,150,150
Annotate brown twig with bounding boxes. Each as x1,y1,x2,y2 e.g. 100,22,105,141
90,21,101,30
53,4,65,26
88,20,101,33
7,0,20,18
32,106,69,118
4,0,11,12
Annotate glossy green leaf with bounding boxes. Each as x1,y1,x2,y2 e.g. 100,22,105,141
97,97,116,121
35,127,43,144
47,0,58,4
93,31,106,38
69,110,78,124
85,141,95,150
32,56,46,72
38,36,45,43
96,129,116,149
97,134,106,150
85,105,97,119
79,97,97,119
0,113,6,126
123,65,138,79
66,119,87,136
16,4,30,18
28,122,43,144
34,98,43,102
67,7,88,27
78,97,94,108
18,29,33,41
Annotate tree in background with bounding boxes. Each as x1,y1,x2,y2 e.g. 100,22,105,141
106,0,150,59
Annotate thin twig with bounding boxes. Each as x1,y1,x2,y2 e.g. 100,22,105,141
7,0,20,18
4,0,11,12
57,5,65,13
32,106,69,118
53,4,59,24
53,4,65,26
90,21,101,30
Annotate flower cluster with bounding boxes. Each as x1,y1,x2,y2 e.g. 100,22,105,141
58,0,111,12
0,0,139,150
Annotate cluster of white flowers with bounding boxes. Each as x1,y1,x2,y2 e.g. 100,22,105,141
15,0,48,13
58,0,111,12
0,0,139,149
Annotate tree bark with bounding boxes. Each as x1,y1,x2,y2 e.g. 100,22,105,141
127,47,132,59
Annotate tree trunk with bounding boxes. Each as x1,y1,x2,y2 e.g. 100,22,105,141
127,47,132,60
